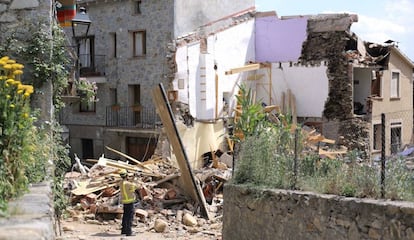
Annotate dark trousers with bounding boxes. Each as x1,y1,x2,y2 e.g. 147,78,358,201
121,203,135,235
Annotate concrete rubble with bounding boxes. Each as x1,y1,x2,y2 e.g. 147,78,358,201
62,145,232,239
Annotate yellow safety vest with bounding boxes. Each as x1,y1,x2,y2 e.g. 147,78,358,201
120,180,137,204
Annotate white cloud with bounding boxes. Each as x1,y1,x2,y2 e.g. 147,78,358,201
351,14,405,43
385,0,414,17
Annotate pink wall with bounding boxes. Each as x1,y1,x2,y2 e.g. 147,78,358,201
255,16,308,62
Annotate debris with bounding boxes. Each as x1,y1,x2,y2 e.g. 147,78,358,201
154,219,168,232
182,213,198,227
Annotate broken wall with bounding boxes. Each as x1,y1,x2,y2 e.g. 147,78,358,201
299,14,370,153
175,121,226,170
174,18,255,120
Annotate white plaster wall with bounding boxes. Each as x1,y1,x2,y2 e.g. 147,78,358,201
256,63,329,118
176,121,225,169
353,68,371,112
174,20,255,120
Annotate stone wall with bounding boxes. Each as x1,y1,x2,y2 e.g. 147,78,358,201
223,184,414,240
299,14,370,155
0,182,55,240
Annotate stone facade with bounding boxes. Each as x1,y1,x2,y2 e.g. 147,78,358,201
61,0,255,161
223,184,414,240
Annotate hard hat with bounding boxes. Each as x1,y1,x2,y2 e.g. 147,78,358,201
119,169,127,177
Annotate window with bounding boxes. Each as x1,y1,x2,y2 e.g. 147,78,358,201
373,124,382,151
390,126,401,154
80,101,96,112
109,88,118,105
77,36,95,75
390,71,400,98
81,138,94,159
371,70,382,97
134,0,142,14
132,30,146,57
109,32,117,58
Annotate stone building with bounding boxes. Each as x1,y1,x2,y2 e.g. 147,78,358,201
59,0,255,163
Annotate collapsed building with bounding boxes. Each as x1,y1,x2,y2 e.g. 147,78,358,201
59,0,414,225
249,12,413,159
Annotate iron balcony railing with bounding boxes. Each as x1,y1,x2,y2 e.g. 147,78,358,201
106,105,161,129
79,54,106,77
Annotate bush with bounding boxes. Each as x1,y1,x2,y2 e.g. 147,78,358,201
0,56,36,213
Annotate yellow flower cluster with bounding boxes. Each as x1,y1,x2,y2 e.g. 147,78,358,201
0,56,33,98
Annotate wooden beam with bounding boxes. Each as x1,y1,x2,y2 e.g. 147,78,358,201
105,146,152,171
225,63,261,75
152,83,211,219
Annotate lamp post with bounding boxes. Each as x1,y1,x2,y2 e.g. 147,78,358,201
71,7,91,82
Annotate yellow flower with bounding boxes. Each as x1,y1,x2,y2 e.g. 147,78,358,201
6,59,16,64
0,60,5,66
12,80,21,86
10,104,15,108
6,95,11,99
12,63,24,70
3,64,12,70
22,113,29,119
17,89,24,94
24,92,30,98
6,79,14,84
13,70,23,75
21,85,34,94
0,56,9,62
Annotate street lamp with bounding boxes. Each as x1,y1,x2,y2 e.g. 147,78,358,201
71,7,91,38
71,6,91,89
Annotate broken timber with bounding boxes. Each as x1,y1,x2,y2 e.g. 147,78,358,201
152,83,211,219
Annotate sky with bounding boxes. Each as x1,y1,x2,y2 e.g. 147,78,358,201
255,0,414,61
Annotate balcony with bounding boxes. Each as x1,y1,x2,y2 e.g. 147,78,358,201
106,105,161,129
79,54,106,83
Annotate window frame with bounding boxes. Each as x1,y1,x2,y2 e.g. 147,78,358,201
132,30,146,57
109,32,117,59
133,0,142,15
390,70,400,99
373,123,382,151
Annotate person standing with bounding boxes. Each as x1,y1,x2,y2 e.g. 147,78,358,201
119,169,140,236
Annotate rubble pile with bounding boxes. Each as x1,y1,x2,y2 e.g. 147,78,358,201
63,150,232,238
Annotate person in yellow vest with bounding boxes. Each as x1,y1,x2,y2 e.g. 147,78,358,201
119,169,140,236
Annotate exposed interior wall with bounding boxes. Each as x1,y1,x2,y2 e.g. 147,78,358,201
174,0,255,38
173,19,255,120
255,62,329,118
353,68,372,115
255,14,308,62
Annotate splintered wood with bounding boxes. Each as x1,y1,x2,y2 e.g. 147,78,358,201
302,126,347,159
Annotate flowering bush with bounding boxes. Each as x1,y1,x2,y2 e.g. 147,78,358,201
0,56,35,213
75,78,97,103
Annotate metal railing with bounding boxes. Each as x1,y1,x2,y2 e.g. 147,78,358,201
106,105,161,129
79,54,106,77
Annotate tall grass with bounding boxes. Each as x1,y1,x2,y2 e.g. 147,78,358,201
231,85,414,201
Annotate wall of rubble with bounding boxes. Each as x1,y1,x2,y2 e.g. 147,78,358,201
300,15,370,154
223,184,414,240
